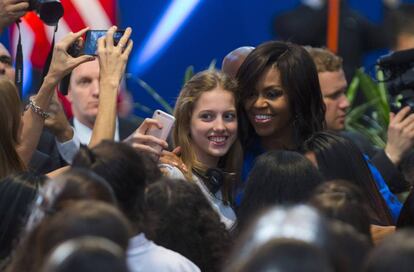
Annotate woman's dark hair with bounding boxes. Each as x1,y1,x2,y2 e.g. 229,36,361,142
41,237,128,272
51,168,116,207
72,141,159,230
303,132,393,225
9,200,131,272
236,41,325,149
326,220,371,272
309,180,372,240
234,239,332,272
0,172,45,269
26,168,117,232
364,229,414,272
396,189,414,228
144,178,231,272
237,150,323,231
227,205,332,271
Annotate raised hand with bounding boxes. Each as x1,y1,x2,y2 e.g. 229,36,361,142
0,0,29,32
46,27,96,84
385,106,414,165
44,91,73,142
97,26,133,87
124,118,169,156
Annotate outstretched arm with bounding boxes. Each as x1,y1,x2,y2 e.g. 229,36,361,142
89,26,133,147
17,28,95,164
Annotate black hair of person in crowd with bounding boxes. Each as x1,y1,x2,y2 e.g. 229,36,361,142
237,150,324,232
235,238,332,272
41,237,129,272
309,179,372,241
303,132,393,225
72,140,161,233
7,169,118,272
396,189,414,228
0,172,46,270
144,178,231,272
8,201,131,272
364,229,414,272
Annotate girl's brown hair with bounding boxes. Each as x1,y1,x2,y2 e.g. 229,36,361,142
173,69,242,203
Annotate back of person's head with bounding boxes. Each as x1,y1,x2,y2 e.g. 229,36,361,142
26,168,116,231
144,178,231,272
0,172,45,265
72,141,151,228
303,131,393,225
41,237,128,272
309,179,372,240
221,46,255,78
326,220,371,272
304,46,343,73
364,229,414,272
397,189,414,228
231,238,333,272
11,200,131,272
237,150,323,231
0,77,25,178
51,168,116,206
230,205,330,265
236,41,325,148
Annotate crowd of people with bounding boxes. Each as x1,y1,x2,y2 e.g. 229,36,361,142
2,1,414,272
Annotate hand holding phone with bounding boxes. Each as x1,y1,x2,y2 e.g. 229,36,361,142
145,110,175,153
83,29,126,56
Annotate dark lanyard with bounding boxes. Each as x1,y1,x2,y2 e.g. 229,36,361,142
14,21,58,99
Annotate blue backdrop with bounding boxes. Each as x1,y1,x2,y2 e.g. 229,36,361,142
2,0,414,117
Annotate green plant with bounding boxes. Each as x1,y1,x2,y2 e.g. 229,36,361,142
346,68,391,148
131,59,218,116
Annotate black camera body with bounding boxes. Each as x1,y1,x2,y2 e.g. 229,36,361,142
377,48,414,113
28,0,63,26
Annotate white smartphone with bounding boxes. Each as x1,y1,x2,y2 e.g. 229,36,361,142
145,110,175,153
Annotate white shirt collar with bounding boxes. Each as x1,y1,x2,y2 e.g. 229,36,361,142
73,117,120,144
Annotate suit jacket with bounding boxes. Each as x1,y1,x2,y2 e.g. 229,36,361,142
28,117,140,175
341,130,410,193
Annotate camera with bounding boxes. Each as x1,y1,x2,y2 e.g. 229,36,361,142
377,48,414,112
28,0,63,26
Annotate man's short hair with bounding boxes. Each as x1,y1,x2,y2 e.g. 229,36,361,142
305,46,343,73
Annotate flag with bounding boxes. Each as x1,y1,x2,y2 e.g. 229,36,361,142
11,0,117,69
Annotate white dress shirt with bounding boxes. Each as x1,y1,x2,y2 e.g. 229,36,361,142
56,117,120,163
127,233,200,272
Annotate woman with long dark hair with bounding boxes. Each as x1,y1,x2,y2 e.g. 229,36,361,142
303,132,395,225
237,150,323,231
235,41,325,202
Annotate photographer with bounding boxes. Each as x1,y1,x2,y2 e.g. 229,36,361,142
307,46,413,194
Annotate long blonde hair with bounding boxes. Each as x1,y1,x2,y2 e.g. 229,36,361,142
0,77,25,178
173,70,242,203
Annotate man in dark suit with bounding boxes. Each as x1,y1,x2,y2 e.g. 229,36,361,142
29,59,142,173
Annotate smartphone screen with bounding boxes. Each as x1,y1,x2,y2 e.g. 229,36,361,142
83,30,125,55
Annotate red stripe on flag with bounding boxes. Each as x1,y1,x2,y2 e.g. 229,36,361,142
98,0,117,24
23,12,51,68
61,0,87,32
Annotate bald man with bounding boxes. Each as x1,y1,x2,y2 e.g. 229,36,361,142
221,46,254,78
